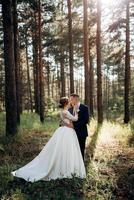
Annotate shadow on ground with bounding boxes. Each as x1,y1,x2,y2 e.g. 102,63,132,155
85,124,102,165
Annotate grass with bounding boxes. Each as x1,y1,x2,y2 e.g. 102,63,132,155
0,111,59,137
84,119,134,200
0,113,134,199
20,112,59,135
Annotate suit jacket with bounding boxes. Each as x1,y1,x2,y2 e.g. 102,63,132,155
69,104,90,138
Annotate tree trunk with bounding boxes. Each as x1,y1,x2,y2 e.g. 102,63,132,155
32,32,37,112
33,10,40,114
124,1,130,123
2,0,18,136
57,65,61,99
38,0,44,122
26,36,33,112
46,63,50,97
60,0,66,97
80,67,83,100
19,57,23,114
12,0,20,124
60,49,66,97
83,0,90,108
89,51,94,116
105,66,109,118
51,72,54,99
96,0,103,124
67,0,74,94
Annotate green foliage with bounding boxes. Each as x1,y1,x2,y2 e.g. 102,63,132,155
1,189,27,200
0,163,14,196
19,112,59,135
0,143,4,152
45,97,57,113
0,112,5,135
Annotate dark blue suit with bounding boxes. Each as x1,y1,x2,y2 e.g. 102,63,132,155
69,104,90,160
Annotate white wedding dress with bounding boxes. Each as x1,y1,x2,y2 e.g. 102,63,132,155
11,110,86,182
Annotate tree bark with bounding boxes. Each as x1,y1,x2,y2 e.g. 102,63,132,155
25,36,33,112
60,49,66,97
96,0,103,124
124,0,130,123
38,0,44,122
67,0,74,94
19,55,23,114
60,0,66,97
12,0,20,124
89,51,94,116
51,72,55,99
2,0,18,136
32,10,40,114
57,65,61,99
83,0,90,108
46,63,50,97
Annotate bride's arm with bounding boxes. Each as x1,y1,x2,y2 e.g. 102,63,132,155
63,110,78,121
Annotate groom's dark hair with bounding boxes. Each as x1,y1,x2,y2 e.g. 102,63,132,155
70,93,79,98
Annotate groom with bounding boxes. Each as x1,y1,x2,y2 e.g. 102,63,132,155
68,93,90,160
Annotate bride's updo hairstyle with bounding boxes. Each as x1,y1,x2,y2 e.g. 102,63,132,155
59,97,69,108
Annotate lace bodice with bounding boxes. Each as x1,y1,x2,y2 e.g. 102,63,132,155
60,110,78,124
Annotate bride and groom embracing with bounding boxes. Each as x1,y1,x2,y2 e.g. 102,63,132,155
11,93,90,182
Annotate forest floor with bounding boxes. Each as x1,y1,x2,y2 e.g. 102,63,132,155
0,112,134,200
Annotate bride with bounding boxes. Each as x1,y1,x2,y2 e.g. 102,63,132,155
11,97,86,182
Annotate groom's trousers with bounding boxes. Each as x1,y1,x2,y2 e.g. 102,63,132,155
77,136,86,160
